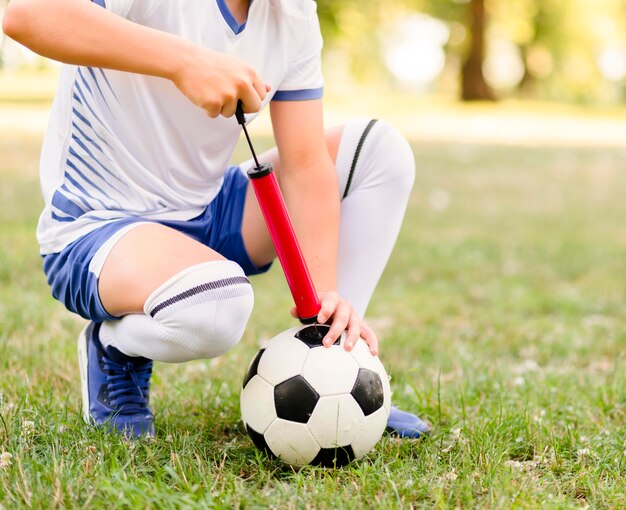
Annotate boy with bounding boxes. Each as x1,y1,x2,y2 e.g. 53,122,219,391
3,0,429,438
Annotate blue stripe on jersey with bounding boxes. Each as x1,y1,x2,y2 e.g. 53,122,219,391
72,125,104,155
71,115,112,151
272,88,324,101
73,89,96,119
51,211,77,223
59,183,93,210
65,152,100,191
77,68,94,97
61,177,98,212
98,68,119,102
86,67,111,108
52,190,86,219
68,139,128,190
72,107,94,129
67,146,127,199
216,0,247,34
91,0,105,6
73,85,112,135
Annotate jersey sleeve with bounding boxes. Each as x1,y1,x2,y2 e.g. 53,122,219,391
91,0,135,18
272,2,324,102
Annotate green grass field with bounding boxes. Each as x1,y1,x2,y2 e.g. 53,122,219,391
1,112,626,509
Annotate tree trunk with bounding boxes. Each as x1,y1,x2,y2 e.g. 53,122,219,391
461,0,495,101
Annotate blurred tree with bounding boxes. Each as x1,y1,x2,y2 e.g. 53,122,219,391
461,0,494,100
316,0,386,81
410,0,495,100
316,0,626,103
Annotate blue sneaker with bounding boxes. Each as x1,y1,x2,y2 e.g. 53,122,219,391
386,406,431,438
78,322,155,437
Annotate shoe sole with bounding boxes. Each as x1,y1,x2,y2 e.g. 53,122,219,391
77,324,92,425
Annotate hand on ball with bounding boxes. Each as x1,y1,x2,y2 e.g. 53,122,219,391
290,291,379,356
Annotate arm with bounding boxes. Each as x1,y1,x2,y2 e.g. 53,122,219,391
2,0,268,116
270,99,378,354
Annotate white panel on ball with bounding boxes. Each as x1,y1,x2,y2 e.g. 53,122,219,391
257,329,311,386
350,406,389,459
240,375,277,434
307,395,365,449
264,419,321,466
301,346,359,396
347,338,376,370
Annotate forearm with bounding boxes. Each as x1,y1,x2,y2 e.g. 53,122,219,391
280,157,340,293
2,0,192,81
269,100,340,292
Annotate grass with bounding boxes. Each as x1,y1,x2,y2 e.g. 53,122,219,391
1,109,626,509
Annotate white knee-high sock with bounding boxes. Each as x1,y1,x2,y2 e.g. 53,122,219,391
335,119,415,317
99,260,254,362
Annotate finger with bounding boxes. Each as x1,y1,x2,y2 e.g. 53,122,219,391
360,323,379,356
323,300,351,347
289,306,298,319
343,312,361,352
220,98,238,118
204,102,221,118
239,85,262,113
252,76,268,102
317,294,338,325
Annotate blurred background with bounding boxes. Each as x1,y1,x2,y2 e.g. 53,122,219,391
3,0,626,103
316,0,626,104
2,0,626,144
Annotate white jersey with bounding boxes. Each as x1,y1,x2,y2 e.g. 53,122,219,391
37,0,324,255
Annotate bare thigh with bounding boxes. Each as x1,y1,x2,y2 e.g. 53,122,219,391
98,223,225,317
241,124,345,268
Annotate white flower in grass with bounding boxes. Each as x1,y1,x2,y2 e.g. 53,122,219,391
0,394,14,414
21,420,35,437
513,376,525,386
442,427,463,452
577,448,590,460
443,469,458,481
532,409,546,424
0,452,12,469
504,460,523,470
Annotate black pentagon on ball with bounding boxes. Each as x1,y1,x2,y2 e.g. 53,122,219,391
350,368,385,416
242,348,265,389
312,445,355,468
295,325,340,347
246,424,275,459
274,375,319,423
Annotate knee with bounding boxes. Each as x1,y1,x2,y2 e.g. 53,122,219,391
374,120,416,191
145,260,254,361
204,286,255,357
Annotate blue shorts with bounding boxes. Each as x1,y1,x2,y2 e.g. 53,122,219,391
42,167,270,322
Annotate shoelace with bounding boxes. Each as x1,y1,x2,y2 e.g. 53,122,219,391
103,359,152,414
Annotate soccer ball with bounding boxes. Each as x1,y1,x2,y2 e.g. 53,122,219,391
240,324,391,467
